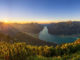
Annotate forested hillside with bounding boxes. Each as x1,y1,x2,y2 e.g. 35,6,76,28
0,38,80,60
47,21,80,35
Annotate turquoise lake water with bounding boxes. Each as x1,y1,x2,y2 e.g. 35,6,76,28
39,27,80,44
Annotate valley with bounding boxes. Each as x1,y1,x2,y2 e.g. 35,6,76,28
0,22,57,46
0,0,80,60
0,22,79,60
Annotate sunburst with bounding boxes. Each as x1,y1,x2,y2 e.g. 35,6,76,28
4,20,8,23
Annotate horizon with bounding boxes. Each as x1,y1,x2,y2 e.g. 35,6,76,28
1,20,80,24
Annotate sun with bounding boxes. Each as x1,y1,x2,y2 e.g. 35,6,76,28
4,20,8,23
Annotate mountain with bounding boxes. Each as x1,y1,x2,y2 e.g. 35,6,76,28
47,21,80,35
0,22,19,36
11,23,44,34
0,22,57,46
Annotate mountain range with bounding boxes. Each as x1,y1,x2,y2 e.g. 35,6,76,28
0,22,57,46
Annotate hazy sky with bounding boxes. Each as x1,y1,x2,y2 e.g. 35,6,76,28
0,0,80,23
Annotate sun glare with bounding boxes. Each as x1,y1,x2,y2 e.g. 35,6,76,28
4,20,8,23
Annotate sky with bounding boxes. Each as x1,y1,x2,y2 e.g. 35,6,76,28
0,0,80,23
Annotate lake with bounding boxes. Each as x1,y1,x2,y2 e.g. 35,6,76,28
39,26,80,44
